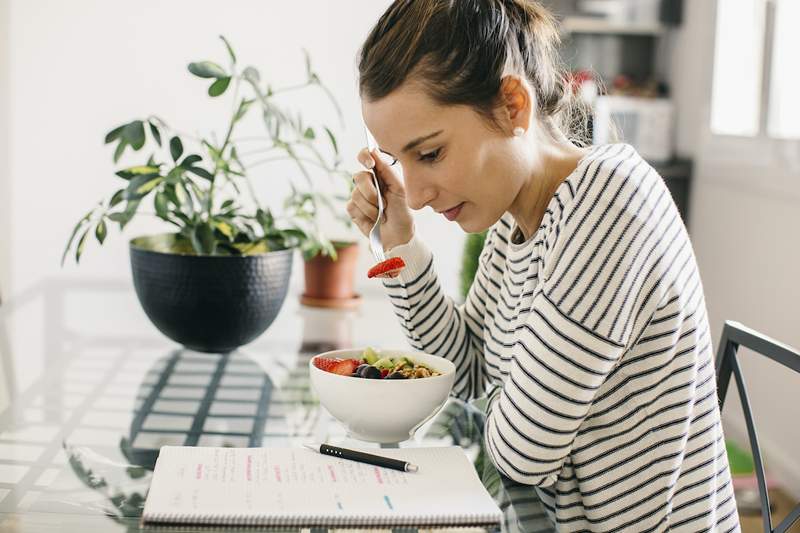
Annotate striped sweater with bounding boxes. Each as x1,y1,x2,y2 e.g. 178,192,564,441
382,144,740,532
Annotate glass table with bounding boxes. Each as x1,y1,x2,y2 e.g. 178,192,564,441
0,279,552,532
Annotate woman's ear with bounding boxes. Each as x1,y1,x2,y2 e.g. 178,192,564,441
499,76,532,133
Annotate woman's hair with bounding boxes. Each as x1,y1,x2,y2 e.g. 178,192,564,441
358,0,593,147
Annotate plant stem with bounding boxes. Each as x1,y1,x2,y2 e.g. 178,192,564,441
270,81,312,95
245,155,331,172
236,145,281,158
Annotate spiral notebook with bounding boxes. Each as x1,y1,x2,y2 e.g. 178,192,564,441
142,445,503,528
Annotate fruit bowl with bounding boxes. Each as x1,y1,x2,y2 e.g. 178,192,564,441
309,349,456,443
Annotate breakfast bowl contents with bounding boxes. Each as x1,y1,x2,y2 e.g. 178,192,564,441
312,347,442,380
309,348,455,443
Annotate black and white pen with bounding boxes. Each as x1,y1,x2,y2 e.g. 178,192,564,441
304,443,419,473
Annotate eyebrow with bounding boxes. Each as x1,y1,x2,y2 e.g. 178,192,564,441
380,130,444,158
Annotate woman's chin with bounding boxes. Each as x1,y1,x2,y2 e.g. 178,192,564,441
458,213,495,234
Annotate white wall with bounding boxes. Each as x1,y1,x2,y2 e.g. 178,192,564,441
0,0,10,299
6,0,465,301
0,0,10,416
668,0,800,496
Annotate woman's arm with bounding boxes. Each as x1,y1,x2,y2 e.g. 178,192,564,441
381,231,495,401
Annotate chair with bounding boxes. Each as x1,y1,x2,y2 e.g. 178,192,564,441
716,320,800,533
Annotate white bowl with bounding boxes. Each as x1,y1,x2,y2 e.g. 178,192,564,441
309,349,456,443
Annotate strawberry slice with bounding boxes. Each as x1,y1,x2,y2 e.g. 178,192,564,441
367,257,406,279
313,357,341,372
329,358,361,376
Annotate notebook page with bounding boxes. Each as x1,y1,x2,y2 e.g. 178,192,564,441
143,446,501,524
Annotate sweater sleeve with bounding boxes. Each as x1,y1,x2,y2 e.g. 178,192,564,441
482,290,626,487
380,232,495,401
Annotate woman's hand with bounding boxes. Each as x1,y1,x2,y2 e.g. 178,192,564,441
346,147,414,252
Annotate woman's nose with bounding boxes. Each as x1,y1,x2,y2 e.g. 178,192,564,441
403,173,437,211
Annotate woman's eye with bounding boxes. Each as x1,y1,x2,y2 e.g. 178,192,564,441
418,148,441,163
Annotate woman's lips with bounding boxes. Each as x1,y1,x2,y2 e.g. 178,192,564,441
442,203,464,221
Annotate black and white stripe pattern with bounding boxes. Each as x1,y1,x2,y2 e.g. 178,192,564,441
383,144,739,531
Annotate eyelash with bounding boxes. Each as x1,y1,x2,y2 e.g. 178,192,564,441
418,148,442,163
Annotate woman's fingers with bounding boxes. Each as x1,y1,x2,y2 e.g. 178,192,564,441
351,188,380,222
346,198,375,236
352,170,379,206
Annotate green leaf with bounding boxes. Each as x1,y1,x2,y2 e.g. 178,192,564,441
190,222,216,254
125,175,162,200
109,189,125,208
303,127,315,140
95,220,107,244
163,184,179,206
255,208,274,229
75,227,91,263
186,166,214,181
154,191,169,219
119,199,141,230
148,121,162,147
220,199,235,211
324,126,339,156
135,177,162,195
122,120,146,150
180,154,202,167
61,210,93,266
164,167,183,185
115,165,160,180
104,125,126,144
212,219,235,240
187,61,227,79
113,140,128,163
169,136,183,162
219,35,236,64
208,77,230,97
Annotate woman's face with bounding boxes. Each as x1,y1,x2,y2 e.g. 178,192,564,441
362,83,526,233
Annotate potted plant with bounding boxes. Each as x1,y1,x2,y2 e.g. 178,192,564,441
285,192,361,309
61,36,353,352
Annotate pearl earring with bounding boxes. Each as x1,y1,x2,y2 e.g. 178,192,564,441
513,127,525,137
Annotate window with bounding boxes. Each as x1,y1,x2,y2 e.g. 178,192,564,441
710,0,800,140
767,0,800,139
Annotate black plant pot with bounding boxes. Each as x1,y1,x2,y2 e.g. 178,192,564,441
129,234,293,353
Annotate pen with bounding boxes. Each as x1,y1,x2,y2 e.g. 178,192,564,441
304,443,419,473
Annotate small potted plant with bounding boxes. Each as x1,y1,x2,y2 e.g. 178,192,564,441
285,192,361,309
61,36,353,352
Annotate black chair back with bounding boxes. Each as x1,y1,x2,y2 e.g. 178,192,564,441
716,320,800,533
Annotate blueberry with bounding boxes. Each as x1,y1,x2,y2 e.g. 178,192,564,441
362,366,382,379
356,364,370,377
386,371,407,379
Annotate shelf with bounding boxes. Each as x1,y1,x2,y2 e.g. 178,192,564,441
561,16,665,36
651,158,692,180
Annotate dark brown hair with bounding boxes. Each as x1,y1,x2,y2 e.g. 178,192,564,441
358,0,592,146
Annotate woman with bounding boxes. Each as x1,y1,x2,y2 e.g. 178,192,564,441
347,1,739,531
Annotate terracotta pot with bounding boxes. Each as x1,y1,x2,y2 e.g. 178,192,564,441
301,242,360,308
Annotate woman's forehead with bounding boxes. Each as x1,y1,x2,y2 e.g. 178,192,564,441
362,85,469,152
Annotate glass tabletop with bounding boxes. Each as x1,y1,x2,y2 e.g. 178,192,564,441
0,280,551,532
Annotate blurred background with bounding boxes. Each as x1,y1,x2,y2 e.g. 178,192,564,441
0,0,798,528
